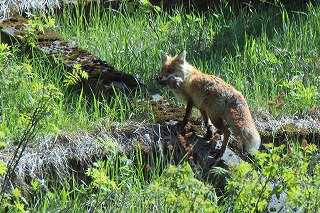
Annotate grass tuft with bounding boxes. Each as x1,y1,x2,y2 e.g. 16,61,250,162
1,1,320,212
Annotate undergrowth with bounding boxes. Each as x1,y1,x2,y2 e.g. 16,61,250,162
1,140,319,212
1,1,320,212
57,1,320,116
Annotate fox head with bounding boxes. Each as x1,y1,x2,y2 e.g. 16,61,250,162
155,50,189,88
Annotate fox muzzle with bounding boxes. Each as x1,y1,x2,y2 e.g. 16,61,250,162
155,75,167,86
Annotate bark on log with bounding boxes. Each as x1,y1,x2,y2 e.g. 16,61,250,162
0,14,145,98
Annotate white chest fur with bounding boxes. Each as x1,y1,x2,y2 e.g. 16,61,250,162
171,89,187,103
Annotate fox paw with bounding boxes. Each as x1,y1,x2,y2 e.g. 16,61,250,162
214,150,225,159
209,149,223,159
204,131,213,141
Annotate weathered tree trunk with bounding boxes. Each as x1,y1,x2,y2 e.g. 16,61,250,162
0,15,145,99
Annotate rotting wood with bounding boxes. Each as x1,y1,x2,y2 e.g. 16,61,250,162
0,14,145,98
0,119,239,195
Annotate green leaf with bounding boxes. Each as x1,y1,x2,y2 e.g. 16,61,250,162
47,16,55,27
257,199,268,212
73,63,82,70
79,70,88,80
154,6,162,12
30,180,40,190
0,162,6,175
0,141,6,149
0,130,5,138
12,188,21,197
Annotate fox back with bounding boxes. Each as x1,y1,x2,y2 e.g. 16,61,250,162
156,50,261,155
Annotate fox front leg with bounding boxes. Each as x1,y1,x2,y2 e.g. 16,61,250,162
182,99,193,127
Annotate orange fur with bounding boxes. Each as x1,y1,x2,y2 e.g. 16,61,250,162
156,50,261,156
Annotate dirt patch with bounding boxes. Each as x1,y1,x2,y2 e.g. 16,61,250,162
151,99,186,124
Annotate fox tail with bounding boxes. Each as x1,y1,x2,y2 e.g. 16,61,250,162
227,105,261,155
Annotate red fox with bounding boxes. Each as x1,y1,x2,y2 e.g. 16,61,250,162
156,50,261,156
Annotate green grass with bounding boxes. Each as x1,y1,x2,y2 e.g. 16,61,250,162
0,41,153,143
1,1,320,212
2,138,319,212
1,2,319,140
56,2,320,115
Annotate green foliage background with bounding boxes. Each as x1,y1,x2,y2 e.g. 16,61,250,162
0,1,319,212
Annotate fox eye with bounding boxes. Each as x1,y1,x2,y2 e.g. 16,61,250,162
156,75,163,81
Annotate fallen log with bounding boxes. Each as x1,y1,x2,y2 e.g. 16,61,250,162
0,14,145,98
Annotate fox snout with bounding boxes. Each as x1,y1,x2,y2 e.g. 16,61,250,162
155,74,183,89
155,75,167,86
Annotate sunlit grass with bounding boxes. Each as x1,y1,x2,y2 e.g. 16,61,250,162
1,2,320,212
0,45,153,143
2,2,319,141
0,2,318,145
56,2,320,116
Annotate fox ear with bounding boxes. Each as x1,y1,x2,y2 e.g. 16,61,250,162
160,50,169,63
176,50,186,63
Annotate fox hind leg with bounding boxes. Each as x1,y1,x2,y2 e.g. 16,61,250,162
211,117,230,157
182,99,193,127
200,110,215,140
